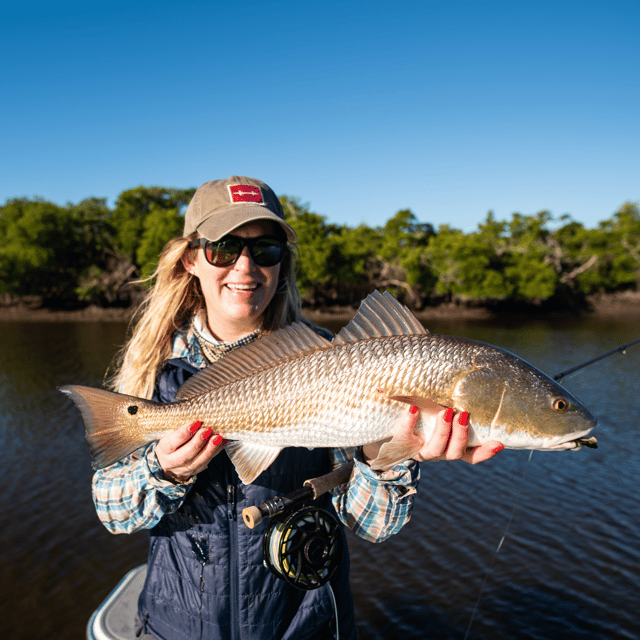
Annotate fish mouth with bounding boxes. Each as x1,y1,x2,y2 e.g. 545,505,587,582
544,428,598,451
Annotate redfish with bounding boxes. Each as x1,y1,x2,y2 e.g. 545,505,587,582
60,291,597,484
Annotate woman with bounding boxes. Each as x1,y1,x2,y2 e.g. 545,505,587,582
93,176,503,640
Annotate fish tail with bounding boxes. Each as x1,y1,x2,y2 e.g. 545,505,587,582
59,384,156,469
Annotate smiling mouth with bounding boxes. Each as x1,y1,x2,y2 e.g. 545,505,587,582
225,283,260,292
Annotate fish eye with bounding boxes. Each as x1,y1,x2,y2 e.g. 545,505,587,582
128,405,139,415
552,398,569,412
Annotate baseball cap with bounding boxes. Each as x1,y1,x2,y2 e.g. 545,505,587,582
183,176,297,242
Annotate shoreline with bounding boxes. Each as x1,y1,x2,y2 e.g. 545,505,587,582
0,292,637,323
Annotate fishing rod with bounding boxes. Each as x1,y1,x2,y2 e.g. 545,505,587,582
242,460,354,591
553,337,640,381
242,460,354,530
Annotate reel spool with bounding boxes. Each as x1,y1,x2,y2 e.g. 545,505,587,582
263,506,342,591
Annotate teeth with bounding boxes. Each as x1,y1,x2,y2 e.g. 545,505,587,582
226,284,258,291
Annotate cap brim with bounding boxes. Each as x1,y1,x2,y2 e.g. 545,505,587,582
196,206,298,243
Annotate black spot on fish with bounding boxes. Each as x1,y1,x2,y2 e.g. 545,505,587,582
128,405,138,415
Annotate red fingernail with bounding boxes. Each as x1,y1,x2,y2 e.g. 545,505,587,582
212,434,223,446
459,411,469,426
201,428,213,440
410,405,418,415
493,444,505,454
189,421,202,433
444,408,454,423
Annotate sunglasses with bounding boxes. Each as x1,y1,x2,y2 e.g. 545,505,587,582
191,235,286,268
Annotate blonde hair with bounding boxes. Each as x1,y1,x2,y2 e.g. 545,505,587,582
109,233,302,398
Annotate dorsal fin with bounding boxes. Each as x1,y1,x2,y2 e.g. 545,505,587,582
175,322,332,399
333,290,428,345
175,291,426,399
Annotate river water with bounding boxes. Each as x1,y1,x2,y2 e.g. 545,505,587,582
0,313,638,640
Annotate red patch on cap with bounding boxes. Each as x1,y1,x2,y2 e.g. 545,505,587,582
228,184,264,204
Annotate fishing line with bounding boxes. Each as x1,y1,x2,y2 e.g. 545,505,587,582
464,338,639,638
328,581,340,640
556,336,640,502
263,506,342,591
463,450,534,640
262,506,342,637
243,466,353,637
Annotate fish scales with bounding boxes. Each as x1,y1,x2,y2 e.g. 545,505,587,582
164,335,455,447
145,337,481,442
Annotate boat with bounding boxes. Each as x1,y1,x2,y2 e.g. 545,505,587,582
86,564,147,640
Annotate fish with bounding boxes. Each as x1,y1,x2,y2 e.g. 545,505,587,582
59,291,597,484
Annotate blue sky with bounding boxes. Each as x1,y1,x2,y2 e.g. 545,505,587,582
2,0,638,232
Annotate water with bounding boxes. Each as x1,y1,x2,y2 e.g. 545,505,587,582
1,315,638,640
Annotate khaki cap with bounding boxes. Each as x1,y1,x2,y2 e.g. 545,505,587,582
183,176,297,242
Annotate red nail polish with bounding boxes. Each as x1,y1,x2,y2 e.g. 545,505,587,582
459,411,469,426
212,434,223,446
492,444,505,454
444,408,454,423
189,421,202,433
202,428,213,440
410,405,418,415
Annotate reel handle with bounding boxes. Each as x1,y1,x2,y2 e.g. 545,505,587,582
242,460,354,529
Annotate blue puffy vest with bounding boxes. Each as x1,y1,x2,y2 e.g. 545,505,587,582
137,358,358,640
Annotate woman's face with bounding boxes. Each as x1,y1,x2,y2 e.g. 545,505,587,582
185,221,282,341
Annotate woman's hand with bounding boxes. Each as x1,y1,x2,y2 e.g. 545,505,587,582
363,405,504,466
155,420,227,484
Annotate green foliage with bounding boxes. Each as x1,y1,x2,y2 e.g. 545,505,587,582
377,210,436,299
0,187,193,306
136,205,184,278
0,197,110,302
0,188,637,310
504,251,558,300
281,195,336,293
282,196,380,304
595,202,640,290
501,211,559,300
110,186,195,264
424,227,510,299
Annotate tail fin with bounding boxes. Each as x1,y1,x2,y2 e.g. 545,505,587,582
59,385,157,469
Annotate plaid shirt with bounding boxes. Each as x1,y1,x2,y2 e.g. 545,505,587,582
92,316,419,543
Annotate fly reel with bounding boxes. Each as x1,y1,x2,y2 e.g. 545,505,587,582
262,505,342,591
242,462,353,591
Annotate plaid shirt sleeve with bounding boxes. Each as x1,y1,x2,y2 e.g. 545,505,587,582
92,443,196,534
330,447,420,543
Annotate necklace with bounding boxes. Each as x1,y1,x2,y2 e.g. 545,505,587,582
192,316,261,364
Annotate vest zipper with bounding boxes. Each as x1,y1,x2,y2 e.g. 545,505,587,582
227,483,239,640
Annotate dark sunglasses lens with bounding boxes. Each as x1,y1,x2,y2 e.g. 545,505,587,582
203,237,285,267
251,238,285,266
205,238,241,267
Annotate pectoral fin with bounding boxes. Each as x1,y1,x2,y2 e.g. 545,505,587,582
368,430,424,471
388,395,446,417
225,441,284,484
368,395,448,470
